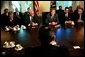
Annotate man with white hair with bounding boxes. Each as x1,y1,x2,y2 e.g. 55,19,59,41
23,9,40,28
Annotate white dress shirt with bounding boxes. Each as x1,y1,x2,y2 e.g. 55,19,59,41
65,13,68,17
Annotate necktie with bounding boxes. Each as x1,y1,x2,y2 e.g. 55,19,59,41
30,16,33,23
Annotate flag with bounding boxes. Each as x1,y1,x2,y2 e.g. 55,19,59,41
34,1,39,14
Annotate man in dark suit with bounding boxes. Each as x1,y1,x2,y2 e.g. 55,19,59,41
23,9,40,28
23,8,30,27
14,8,23,19
65,7,74,26
56,6,64,15
74,8,84,21
7,11,19,27
1,8,9,28
74,6,81,15
59,7,74,27
64,7,73,21
46,9,59,26
34,11,42,26
14,8,24,26
23,8,30,26
74,8,84,27
56,6,65,27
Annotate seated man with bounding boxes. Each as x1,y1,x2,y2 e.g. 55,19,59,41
46,8,60,28
75,8,84,22
24,9,40,28
56,6,64,15
14,8,24,27
74,7,84,27
5,11,20,31
23,7,30,23
1,8,9,28
35,10,42,26
23,8,30,28
64,7,74,26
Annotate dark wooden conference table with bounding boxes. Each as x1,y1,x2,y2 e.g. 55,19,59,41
1,23,84,56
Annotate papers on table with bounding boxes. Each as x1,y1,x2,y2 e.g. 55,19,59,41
5,25,20,31
21,25,26,29
5,23,38,31
15,44,23,51
13,25,20,31
3,41,15,48
3,41,23,51
10,41,15,47
49,41,60,47
50,41,57,45
73,46,80,49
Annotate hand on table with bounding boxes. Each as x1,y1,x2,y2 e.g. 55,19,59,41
49,22,57,25
13,25,20,31
5,26,10,31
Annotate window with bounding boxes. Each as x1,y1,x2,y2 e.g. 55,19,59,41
56,1,72,10
24,1,32,11
12,1,20,12
12,1,32,12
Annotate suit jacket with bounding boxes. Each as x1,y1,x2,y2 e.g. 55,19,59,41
23,13,41,25
23,12,30,25
14,12,23,19
74,12,84,21
56,10,64,15
33,14,41,24
6,17,19,27
63,12,73,21
14,12,24,25
1,13,9,27
46,13,59,25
